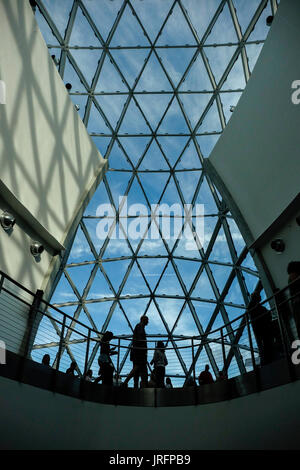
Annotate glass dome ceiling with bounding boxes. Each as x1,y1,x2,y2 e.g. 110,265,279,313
33,0,278,381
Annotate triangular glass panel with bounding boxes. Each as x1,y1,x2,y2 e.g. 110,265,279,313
135,52,173,92
139,301,167,339
103,303,134,338
67,264,95,297
180,54,213,92
87,102,112,134
102,258,132,292
158,97,190,134
233,0,262,35
222,54,246,91
138,258,168,292
137,235,169,258
96,94,128,130
155,262,185,296
118,136,151,168
208,263,232,296
51,271,79,305
126,175,149,209
206,3,238,43
95,55,128,92
247,1,272,41
156,2,197,46
191,269,216,301
42,0,73,38
110,4,151,47
209,226,233,263
245,43,264,74
135,94,171,132
119,297,150,326
224,276,246,306
198,100,222,133
83,0,121,42
138,172,170,205
179,93,212,129
35,8,61,45
226,217,245,258
121,261,150,296
181,0,218,40
118,98,151,134
172,233,202,258
242,271,258,297
110,49,150,88
63,57,87,92
193,300,216,333
133,0,174,42
194,176,218,215
172,303,200,337
157,48,196,87
138,139,169,170
84,179,111,216
175,170,201,204
153,298,185,332
68,224,95,263
70,49,100,87
105,170,133,207
102,234,132,259
69,6,101,47
173,259,200,291
86,266,114,300
176,140,202,170
90,136,111,157
107,140,132,170
156,136,189,168
196,134,220,157
83,300,115,332
242,251,257,271
205,45,238,85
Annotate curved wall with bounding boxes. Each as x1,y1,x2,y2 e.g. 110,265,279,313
0,373,300,450
207,0,300,291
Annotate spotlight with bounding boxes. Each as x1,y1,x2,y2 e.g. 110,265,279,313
65,83,72,91
270,239,285,253
266,16,273,26
30,241,45,258
230,106,236,113
0,211,16,231
75,104,80,111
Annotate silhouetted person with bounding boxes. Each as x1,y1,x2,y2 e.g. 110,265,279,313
165,377,173,388
248,281,275,366
150,341,168,388
41,354,51,367
95,331,117,386
66,361,77,376
287,261,300,338
85,369,93,382
123,315,149,388
198,364,214,385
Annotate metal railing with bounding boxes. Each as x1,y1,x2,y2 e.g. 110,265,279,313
0,269,299,389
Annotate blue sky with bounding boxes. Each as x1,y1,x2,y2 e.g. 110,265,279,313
32,0,273,384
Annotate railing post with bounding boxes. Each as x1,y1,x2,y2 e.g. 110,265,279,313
246,312,260,390
221,327,226,374
191,337,198,405
116,338,120,382
84,329,91,378
56,315,66,373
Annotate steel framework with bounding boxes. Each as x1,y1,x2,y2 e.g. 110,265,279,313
33,0,278,383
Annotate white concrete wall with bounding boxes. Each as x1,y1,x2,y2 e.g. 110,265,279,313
0,374,300,449
208,0,300,289
0,0,107,352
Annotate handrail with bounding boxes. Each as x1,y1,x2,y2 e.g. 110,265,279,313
0,269,299,387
